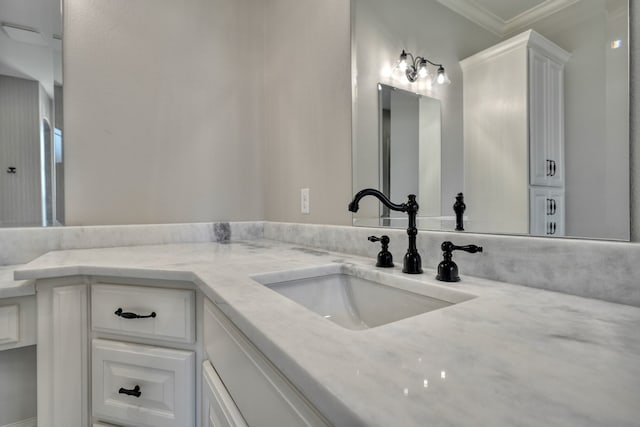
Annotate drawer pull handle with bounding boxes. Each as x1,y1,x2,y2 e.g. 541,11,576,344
114,308,157,319
118,385,142,398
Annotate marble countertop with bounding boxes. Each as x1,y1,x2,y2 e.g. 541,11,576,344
0,264,34,298
14,240,640,427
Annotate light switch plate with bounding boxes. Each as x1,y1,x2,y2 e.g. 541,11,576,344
301,188,310,214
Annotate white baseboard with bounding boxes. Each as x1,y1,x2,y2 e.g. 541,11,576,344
2,418,37,427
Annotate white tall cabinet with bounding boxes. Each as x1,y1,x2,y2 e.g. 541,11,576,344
460,30,570,236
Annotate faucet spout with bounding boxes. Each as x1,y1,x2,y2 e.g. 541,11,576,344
348,188,422,274
348,188,406,213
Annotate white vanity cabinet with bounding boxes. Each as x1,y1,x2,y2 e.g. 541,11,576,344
461,30,570,236
35,275,330,427
36,277,198,427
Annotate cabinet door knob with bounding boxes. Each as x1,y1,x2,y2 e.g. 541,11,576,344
118,385,142,398
114,308,157,319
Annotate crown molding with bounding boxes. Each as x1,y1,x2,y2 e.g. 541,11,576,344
438,0,581,37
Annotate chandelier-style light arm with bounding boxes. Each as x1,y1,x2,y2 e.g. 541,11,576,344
397,50,449,85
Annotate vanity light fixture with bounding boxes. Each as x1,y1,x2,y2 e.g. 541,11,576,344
397,50,450,85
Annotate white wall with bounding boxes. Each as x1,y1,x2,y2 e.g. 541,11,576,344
63,0,265,225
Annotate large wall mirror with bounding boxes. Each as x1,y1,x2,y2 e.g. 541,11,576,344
0,0,64,227
352,0,630,241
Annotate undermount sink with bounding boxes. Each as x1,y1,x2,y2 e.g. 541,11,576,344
251,264,476,330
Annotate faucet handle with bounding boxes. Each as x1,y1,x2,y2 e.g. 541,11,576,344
441,241,483,254
368,235,389,245
368,235,394,268
436,241,483,282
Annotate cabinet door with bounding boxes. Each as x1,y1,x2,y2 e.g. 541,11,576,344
529,49,549,186
545,60,564,187
529,49,565,187
204,299,329,427
545,189,565,236
203,361,247,427
530,188,565,236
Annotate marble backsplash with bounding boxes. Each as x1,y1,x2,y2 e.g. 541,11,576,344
264,222,640,308
0,222,264,266
1,220,639,307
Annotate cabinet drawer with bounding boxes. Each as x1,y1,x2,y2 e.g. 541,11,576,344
204,299,328,427
92,284,195,343
0,295,36,351
92,339,195,427
203,360,247,427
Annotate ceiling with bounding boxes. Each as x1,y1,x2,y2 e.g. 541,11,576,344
0,0,62,97
437,0,582,36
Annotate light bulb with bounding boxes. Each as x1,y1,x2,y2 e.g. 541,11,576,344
436,66,449,85
418,59,428,78
399,50,408,71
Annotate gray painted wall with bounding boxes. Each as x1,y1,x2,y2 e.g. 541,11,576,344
63,0,265,225
262,0,352,226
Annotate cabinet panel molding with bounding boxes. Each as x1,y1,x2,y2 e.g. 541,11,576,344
92,338,195,427
0,296,36,351
92,284,195,344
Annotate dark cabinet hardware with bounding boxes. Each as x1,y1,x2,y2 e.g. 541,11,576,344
546,159,557,177
6,167,16,174
453,192,465,231
118,385,142,398
114,308,157,319
547,222,557,235
436,241,483,282
546,198,557,215
350,189,422,274
368,235,394,268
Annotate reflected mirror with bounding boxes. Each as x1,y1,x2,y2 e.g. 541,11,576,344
0,0,64,227
352,0,629,240
376,83,444,229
